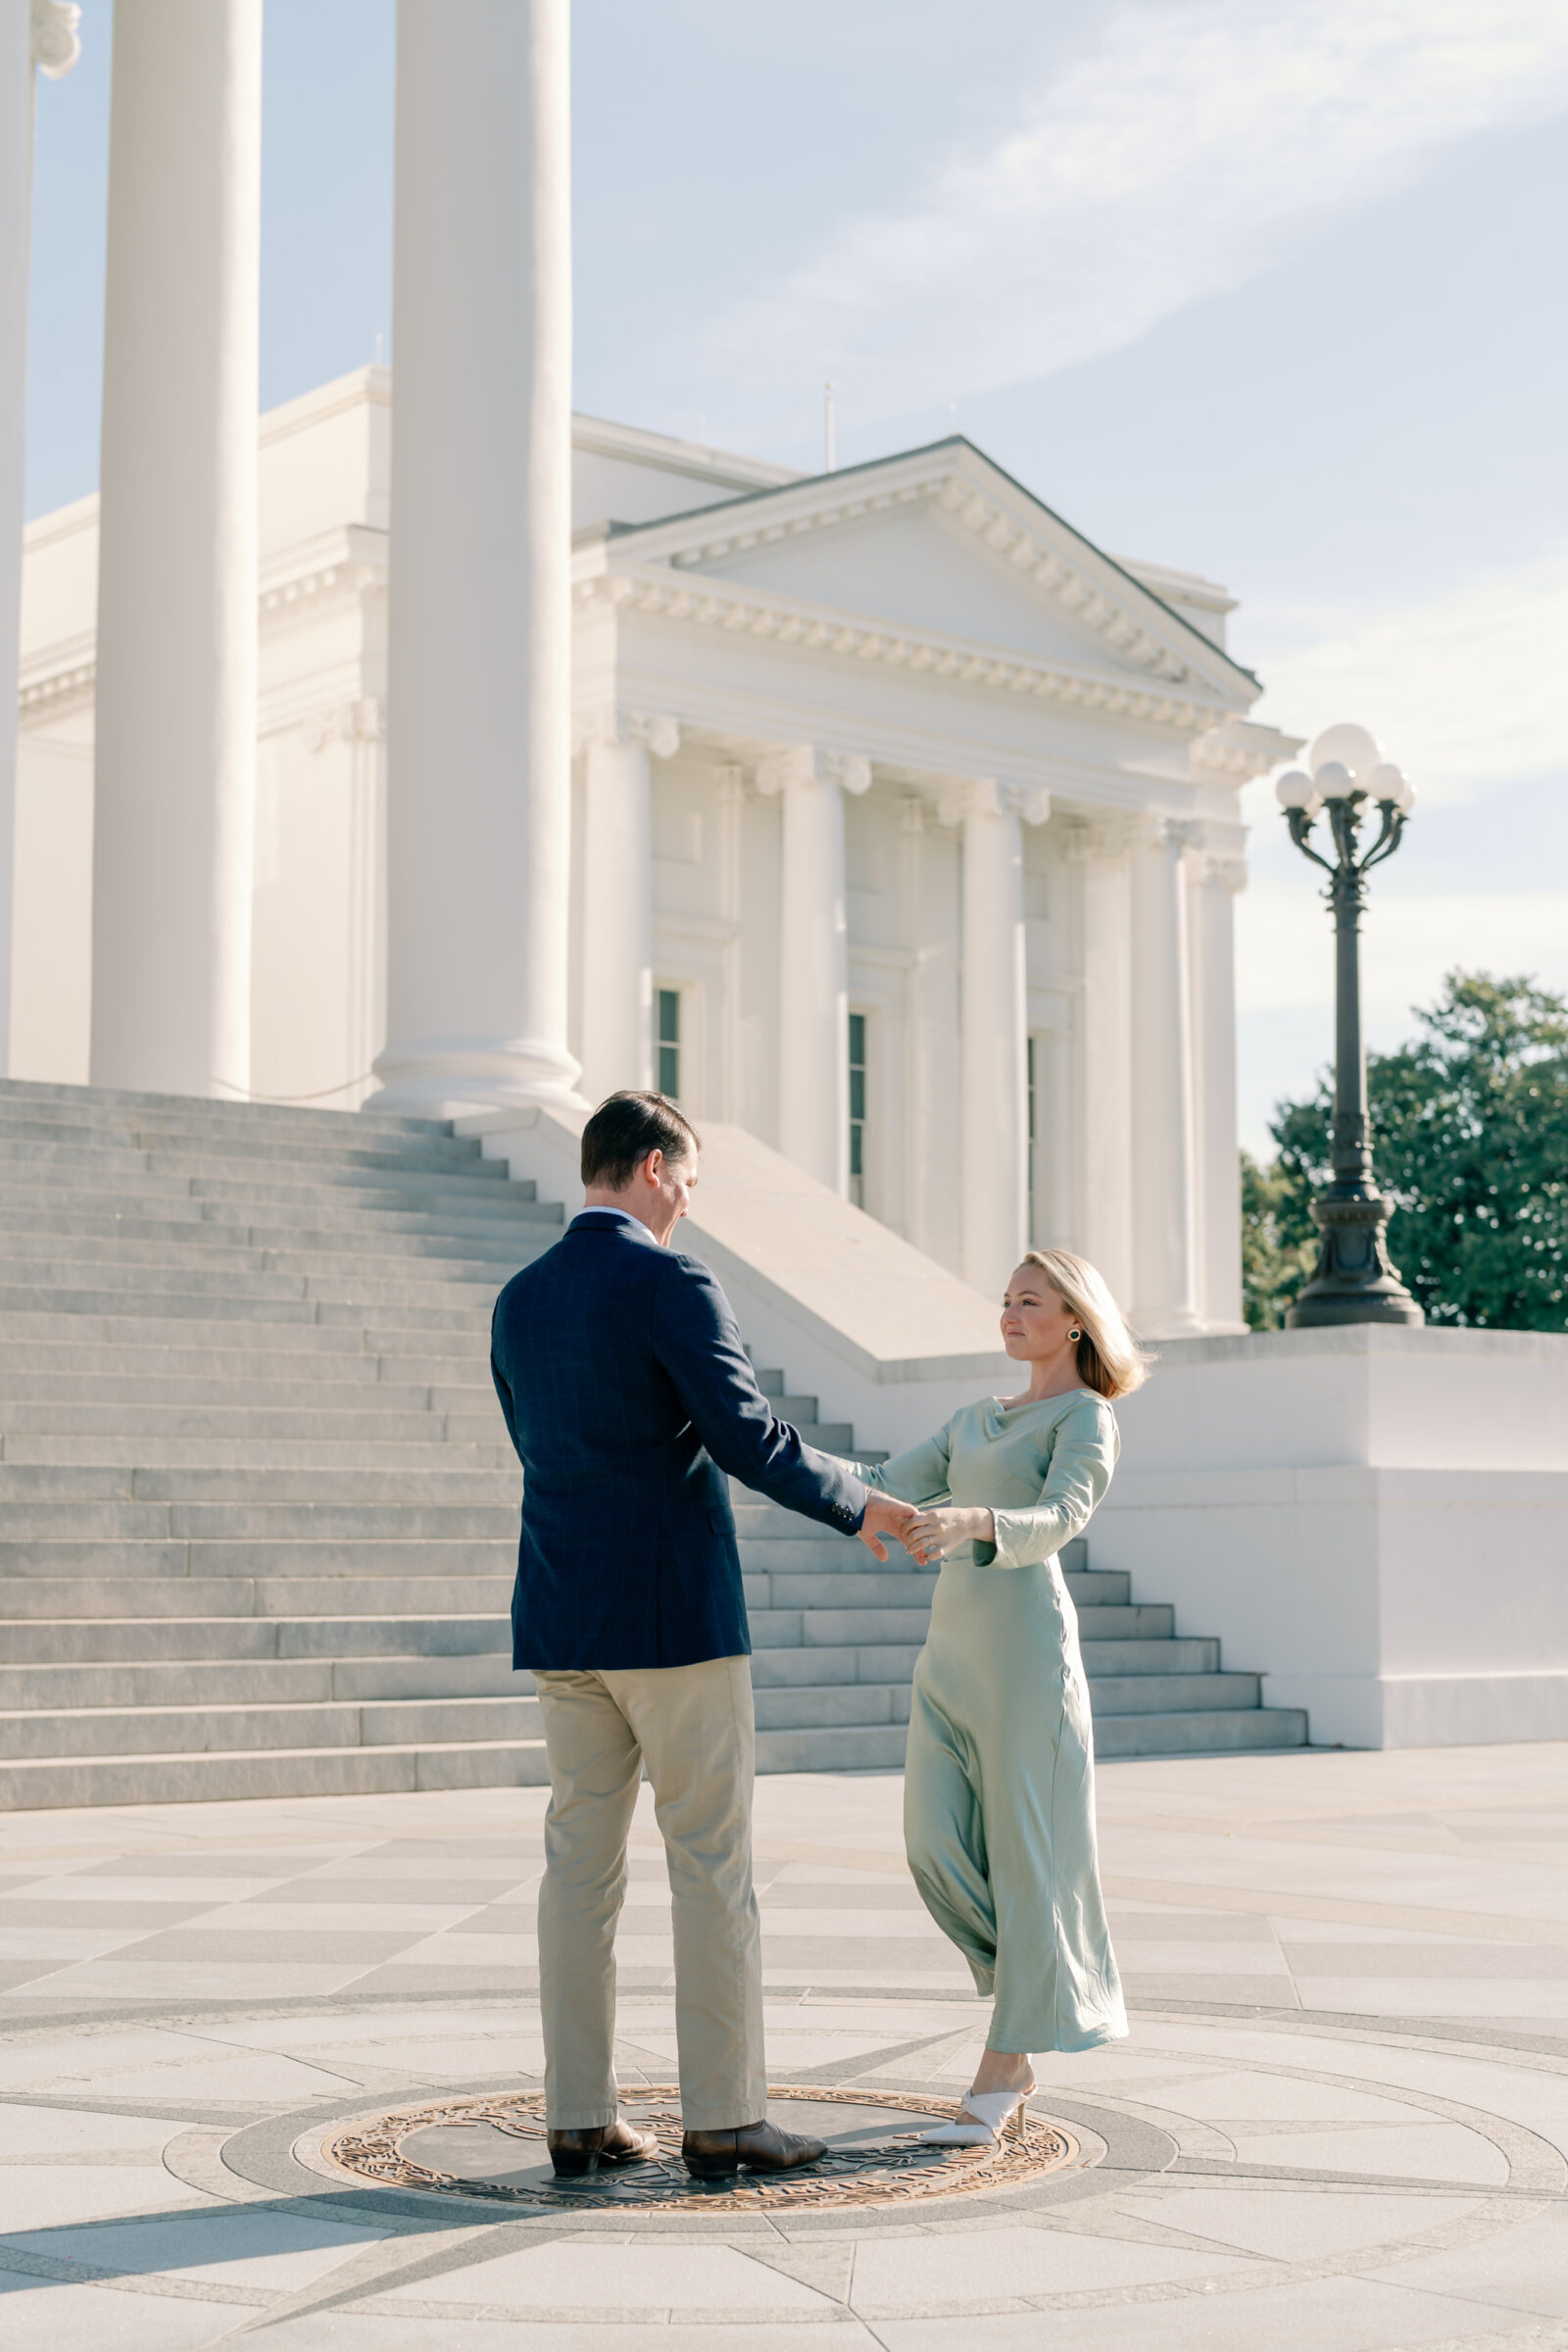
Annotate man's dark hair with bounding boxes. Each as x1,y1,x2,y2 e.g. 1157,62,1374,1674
580,1092,701,1190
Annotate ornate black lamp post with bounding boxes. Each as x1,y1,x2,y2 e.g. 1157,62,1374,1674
1275,722,1423,1328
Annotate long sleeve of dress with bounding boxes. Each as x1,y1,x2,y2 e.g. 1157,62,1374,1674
846,1424,954,1507
985,1396,1118,1568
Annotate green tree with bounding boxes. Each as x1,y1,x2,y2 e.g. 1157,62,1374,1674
1254,971,1568,1330
1240,1149,1316,1330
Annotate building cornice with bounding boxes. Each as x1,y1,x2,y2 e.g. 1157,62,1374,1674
579,562,1233,739
596,440,1258,703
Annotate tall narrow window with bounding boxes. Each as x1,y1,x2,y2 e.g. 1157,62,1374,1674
848,1011,866,1208
655,988,681,1099
1026,1034,1038,1247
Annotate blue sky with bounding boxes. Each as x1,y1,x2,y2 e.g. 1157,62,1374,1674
26,0,1568,1152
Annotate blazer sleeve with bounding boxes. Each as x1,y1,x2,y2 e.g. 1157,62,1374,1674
651,1252,868,1534
489,1300,521,1459
847,1426,954,1507
985,1397,1119,1568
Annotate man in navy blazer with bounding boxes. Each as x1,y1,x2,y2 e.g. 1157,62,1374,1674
492,1092,915,2182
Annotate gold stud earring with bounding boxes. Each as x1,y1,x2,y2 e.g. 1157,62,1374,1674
1068,1328,1082,1343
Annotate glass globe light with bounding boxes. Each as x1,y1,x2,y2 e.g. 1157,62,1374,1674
1365,760,1414,814
1312,759,1356,800
1308,722,1381,780
1275,768,1316,810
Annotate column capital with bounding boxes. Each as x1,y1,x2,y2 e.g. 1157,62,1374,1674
936,778,1050,828
572,706,680,760
1062,810,1141,863
31,0,81,76
756,746,871,798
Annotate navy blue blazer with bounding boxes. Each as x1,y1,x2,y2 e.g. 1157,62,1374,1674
490,1208,869,1671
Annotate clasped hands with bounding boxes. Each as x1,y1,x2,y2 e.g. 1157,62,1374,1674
858,1496,996,1565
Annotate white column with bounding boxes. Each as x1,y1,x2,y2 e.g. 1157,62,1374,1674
1070,816,1137,1305
372,0,577,1114
1,2,77,1072
1192,844,1248,1332
1129,815,1202,1335
758,745,869,1194
579,710,676,1102
949,779,1048,1299
89,0,260,1097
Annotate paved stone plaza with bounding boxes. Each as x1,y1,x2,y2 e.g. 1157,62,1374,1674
1,1744,1567,2348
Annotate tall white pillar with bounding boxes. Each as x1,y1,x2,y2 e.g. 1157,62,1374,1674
372,0,577,1114
1192,842,1248,1332
1070,816,1137,1306
89,0,261,1097
579,710,676,1102
1129,815,1202,1335
758,745,869,1194
1,1,78,1075
949,779,1049,1300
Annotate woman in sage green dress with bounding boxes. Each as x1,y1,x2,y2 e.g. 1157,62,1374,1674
855,1248,1149,2146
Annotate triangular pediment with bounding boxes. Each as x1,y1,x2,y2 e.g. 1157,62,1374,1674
598,439,1256,703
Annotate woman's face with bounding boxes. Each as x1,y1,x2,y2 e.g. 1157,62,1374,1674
1000,1266,1076,1361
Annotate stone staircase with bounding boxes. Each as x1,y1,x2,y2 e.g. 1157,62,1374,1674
0,1079,1307,1807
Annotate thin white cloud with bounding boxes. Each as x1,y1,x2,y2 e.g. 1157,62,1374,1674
1249,548,1568,805
697,0,1568,419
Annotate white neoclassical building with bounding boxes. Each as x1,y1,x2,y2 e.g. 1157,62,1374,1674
7,0,1295,1334
16,372,1293,1329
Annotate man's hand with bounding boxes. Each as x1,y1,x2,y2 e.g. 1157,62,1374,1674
858,1492,919,1562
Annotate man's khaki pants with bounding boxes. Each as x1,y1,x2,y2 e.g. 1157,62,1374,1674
532,1653,766,2132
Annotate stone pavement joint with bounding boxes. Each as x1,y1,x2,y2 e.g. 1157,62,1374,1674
1,1745,1567,2346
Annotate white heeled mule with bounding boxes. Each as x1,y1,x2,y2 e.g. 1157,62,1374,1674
919,2086,1030,2148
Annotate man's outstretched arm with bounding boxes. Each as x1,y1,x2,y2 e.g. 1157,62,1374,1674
651,1251,915,1555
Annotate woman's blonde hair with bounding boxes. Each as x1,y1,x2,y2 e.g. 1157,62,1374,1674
1015,1249,1151,1401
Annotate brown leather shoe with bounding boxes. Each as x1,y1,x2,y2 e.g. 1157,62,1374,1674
681,2118,828,2180
547,2117,661,2178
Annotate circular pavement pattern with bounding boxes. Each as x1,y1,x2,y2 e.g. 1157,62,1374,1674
322,2083,1078,2212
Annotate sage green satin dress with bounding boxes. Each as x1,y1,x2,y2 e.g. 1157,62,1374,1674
857,1391,1127,2053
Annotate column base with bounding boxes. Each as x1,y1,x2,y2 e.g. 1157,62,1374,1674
368,1034,585,1120
1131,1304,1208,1341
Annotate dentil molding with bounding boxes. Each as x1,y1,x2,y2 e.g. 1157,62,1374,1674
655,466,1218,690
577,568,1229,740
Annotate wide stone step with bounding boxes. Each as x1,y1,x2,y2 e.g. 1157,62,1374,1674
0,1435,511,1469
0,1691,544,1760
0,1075,446,1139
0,1613,510,1662
0,1307,489,1353
0,1376,493,1417
0,1737,554,1811
753,1724,908,1775
0,1537,514,1578
0,1463,518,1503
754,1683,909,1732
1078,1638,1218,1676
744,1571,939,1611
0,1574,516,1621
1086,1671,1263,1716
0,1200,561,1250
1076,1604,1175,1640
1093,1707,1309,1757
0,1234,531,1288
0,1500,518,1540
752,1607,933,1648
0,1405,492,1446
747,1643,917,1689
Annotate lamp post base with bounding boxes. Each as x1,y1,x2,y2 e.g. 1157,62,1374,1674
1286,1193,1424,1328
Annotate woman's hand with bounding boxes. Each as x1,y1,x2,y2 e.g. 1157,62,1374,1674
904,1506,995,1564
